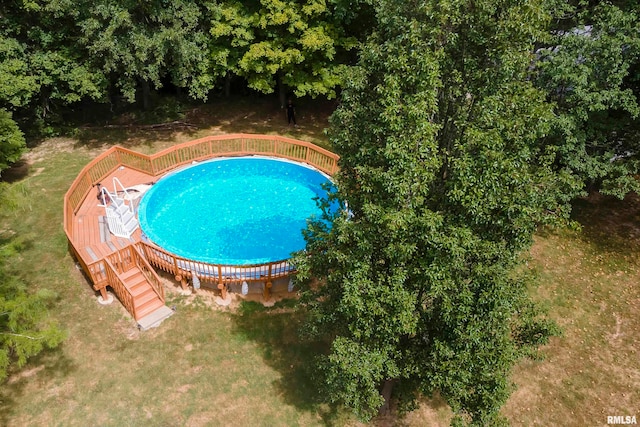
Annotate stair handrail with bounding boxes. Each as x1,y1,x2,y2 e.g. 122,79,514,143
103,257,137,319
97,186,115,207
131,244,165,302
112,177,134,210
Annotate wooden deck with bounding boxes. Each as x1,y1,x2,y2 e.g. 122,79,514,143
71,167,153,267
65,135,340,319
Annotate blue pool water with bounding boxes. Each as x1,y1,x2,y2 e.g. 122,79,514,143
138,157,333,265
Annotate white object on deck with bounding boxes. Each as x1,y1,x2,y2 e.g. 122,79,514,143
98,178,139,239
122,184,152,200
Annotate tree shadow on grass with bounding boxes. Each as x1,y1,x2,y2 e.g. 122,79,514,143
228,299,449,426
570,191,640,254
72,95,334,151
0,346,76,426
1,160,31,184
228,299,348,426
73,122,202,150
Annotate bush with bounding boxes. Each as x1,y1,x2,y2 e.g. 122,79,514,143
0,109,26,176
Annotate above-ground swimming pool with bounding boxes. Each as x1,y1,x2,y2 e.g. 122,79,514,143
138,157,333,265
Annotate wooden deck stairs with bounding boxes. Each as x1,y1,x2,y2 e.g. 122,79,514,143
120,267,166,320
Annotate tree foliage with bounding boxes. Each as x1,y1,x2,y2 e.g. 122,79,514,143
0,1,107,119
0,231,66,381
535,2,640,198
209,0,368,103
294,0,565,424
0,110,26,176
77,0,214,105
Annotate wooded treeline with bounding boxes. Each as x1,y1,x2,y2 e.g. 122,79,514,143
0,0,638,193
0,0,371,126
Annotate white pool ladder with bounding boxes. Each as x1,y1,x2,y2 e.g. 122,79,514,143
98,178,139,239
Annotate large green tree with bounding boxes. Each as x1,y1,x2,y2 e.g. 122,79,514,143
0,110,26,176
208,0,368,104
78,0,214,108
294,0,566,424
0,1,106,123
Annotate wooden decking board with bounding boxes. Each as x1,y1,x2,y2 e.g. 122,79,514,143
98,216,108,243
85,246,99,262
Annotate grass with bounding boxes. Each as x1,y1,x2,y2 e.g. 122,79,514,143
503,195,640,426
1,96,639,426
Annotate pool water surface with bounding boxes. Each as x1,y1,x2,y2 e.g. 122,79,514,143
138,157,333,265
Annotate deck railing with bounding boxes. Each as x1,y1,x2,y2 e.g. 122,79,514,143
132,244,165,301
103,258,137,318
136,240,291,286
64,134,339,298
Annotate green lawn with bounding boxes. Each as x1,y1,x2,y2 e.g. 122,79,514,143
0,97,638,426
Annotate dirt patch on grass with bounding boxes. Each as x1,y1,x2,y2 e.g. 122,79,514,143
164,280,296,313
6,365,45,385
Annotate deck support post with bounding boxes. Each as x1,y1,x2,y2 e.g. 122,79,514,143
263,264,273,301
217,265,227,299
263,281,272,301
99,286,108,300
218,282,227,299
175,275,188,290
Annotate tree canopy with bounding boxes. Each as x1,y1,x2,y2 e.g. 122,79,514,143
77,0,214,107
209,0,367,105
294,0,566,423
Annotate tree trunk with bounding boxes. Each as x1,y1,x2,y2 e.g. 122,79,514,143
224,72,232,98
140,79,151,111
276,72,287,108
378,379,396,416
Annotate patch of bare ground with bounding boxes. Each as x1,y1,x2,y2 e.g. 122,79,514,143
6,365,45,385
167,284,295,313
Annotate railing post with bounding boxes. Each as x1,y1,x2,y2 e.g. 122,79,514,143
115,147,122,167
217,265,227,299
99,286,108,300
